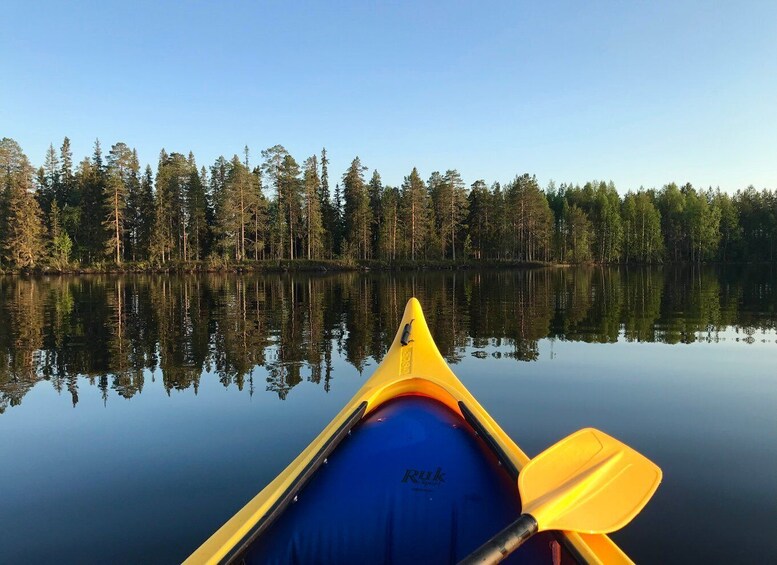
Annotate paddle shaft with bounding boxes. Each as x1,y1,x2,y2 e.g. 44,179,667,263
458,514,538,564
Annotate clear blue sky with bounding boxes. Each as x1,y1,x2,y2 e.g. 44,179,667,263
2,1,775,193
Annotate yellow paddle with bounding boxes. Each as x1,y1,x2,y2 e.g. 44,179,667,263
459,428,661,564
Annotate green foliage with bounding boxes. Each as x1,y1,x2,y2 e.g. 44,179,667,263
303,155,324,260
342,157,371,260
0,138,46,268
400,167,431,261
2,135,777,271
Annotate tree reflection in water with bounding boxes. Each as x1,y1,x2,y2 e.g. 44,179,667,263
0,266,774,412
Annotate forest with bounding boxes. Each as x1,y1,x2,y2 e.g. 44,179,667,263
1,136,775,271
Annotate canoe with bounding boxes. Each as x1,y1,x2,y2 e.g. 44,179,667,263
186,298,634,564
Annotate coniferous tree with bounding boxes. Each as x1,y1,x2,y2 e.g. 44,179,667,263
490,182,507,258
186,162,208,261
262,145,302,259
220,156,254,260
467,180,491,260
429,169,469,261
280,154,303,259
368,170,383,258
104,142,134,263
136,165,155,261
57,137,79,250
566,204,593,262
150,149,174,263
209,156,229,256
303,155,324,260
58,138,74,204
0,138,46,268
103,170,126,263
124,150,143,261
713,190,739,262
319,148,335,258
622,191,663,262
78,139,108,262
399,167,431,261
378,185,400,260
249,166,268,260
505,174,552,261
428,171,446,257
332,182,344,256
657,183,686,262
48,201,72,266
342,157,371,259
38,144,59,215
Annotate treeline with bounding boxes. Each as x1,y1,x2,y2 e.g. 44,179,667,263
1,136,776,270
1,268,774,411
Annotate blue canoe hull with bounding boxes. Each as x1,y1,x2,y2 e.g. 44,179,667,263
245,396,573,564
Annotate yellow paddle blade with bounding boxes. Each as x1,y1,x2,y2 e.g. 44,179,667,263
519,428,661,534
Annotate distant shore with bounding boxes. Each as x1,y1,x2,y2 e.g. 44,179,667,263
0,258,557,275
2,259,772,276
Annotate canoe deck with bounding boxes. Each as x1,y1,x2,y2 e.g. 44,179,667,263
244,395,574,564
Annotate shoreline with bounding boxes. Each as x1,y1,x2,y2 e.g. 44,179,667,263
0,258,552,276
1,259,773,276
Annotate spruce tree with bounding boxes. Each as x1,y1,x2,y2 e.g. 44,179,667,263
124,150,143,261
49,201,72,266
137,165,155,260
59,137,74,206
368,170,383,258
249,166,268,260
319,148,334,258
38,143,59,215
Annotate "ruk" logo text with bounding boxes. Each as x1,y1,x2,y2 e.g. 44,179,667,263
401,467,446,484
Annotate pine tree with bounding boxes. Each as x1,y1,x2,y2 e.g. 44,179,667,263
278,154,303,260
566,204,593,262
431,170,469,260
104,142,134,263
0,138,46,268
342,157,371,259
262,145,302,259
378,185,399,260
467,180,490,260
400,167,431,261
445,170,469,260
103,170,126,263
78,139,107,262
504,174,552,261
303,155,324,260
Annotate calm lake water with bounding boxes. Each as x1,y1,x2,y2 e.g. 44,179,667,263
1,267,775,563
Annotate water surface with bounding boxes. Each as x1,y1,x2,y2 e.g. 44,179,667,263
0,267,775,563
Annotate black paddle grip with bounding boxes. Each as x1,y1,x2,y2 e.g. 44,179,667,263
458,514,539,564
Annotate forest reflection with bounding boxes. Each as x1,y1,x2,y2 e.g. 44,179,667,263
1,266,774,412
